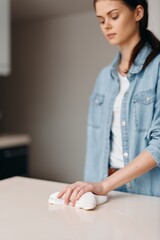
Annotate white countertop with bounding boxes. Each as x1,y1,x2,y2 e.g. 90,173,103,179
0,134,31,148
0,177,159,240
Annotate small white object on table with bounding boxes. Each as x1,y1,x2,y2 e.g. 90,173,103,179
48,191,107,210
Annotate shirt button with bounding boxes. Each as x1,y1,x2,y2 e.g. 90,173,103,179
122,121,126,127
146,97,150,102
123,152,128,158
95,98,101,105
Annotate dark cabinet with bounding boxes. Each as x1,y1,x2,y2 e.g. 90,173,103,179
0,146,28,180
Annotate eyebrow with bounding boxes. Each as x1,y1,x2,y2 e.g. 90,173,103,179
96,9,119,18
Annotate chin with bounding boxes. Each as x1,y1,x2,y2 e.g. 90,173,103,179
105,37,119,46
107,40,119,46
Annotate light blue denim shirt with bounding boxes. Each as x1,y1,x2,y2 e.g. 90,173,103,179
84,43,160,197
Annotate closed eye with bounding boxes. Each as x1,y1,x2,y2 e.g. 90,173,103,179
111,15,119,20
97,17,105,24
99,21,105,24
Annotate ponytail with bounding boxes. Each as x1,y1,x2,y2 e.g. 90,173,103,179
130,29,160,70
142,29,160,69
93,0,160,70
123,0,160,70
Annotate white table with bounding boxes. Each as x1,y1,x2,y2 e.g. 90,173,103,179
0,177,160,240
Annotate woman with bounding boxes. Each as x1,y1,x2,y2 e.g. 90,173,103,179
58,0,160,205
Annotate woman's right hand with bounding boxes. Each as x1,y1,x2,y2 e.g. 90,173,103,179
57,181,105,206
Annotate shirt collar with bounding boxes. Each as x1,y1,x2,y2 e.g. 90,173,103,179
111,43,152,79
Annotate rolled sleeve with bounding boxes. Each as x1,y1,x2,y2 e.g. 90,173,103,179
145,139,160,167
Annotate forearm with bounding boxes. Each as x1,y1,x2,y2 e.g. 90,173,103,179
57,151,157,204
102,150,157,194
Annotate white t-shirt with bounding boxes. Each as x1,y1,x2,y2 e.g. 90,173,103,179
109,72,130,169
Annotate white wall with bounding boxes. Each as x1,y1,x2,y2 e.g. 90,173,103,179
1,1,159,183
1,11,116,183
148,0,160,38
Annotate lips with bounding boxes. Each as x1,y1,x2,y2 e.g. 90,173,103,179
107,33,116,39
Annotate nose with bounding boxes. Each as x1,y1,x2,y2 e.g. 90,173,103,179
103,18,112,29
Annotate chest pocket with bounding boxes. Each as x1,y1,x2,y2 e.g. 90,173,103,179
133,89,156,133
88,93,105,128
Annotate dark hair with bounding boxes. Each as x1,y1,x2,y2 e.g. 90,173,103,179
93,0,160,70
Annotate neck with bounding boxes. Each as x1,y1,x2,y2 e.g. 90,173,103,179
118,35,141,75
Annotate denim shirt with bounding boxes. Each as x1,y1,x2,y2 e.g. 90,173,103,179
84,43,160,197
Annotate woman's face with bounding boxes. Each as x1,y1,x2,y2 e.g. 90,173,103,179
95,0,142,47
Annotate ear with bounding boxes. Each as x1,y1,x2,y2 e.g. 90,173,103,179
135,5,144,22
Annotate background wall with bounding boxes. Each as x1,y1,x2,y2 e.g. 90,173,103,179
1,11,116,183
1,1,159,183
148,0,160,38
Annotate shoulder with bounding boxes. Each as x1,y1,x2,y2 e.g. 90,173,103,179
96,64,112,81
97,52,120,79
147,52,160,72
142,49,160,72
92,52,120,91
94,64,112,90
152,52,160,63
90,63,115,95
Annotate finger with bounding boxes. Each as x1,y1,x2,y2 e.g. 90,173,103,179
70,186,86,206
75,185,93,201
57,182,83,199
64,188,73,205
71,184,92,206
57,182,77,198
57,187,69,198
57,190,65,198
57,181,89,205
